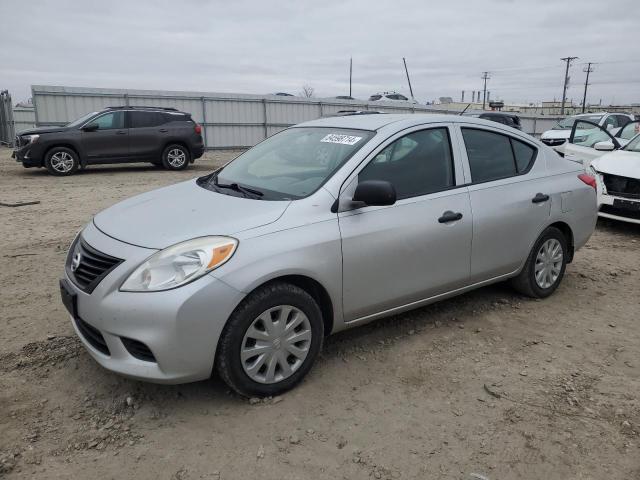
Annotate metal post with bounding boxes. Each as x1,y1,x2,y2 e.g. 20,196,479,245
200,96,208,148
403,57,415,100
262,99,268,140
124,93,129,106
349,57,352,98
560,56,578,115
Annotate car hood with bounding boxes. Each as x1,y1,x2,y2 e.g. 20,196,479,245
591,150,640,178
17,126,70,136
541,129,570,140
93,179,291,249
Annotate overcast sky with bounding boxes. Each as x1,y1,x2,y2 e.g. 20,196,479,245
2,0,639,105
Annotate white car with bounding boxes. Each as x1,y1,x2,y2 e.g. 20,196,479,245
590,133,640,224
541,112,634,154
368,92,418,104
564,119,640,169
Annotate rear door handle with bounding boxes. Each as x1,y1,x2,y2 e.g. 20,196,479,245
159,128,168,133
532,193,550,204
115,130,127,135
438,211,463,223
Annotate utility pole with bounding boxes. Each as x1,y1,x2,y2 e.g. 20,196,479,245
581,62,594,113
349,57,353,98
481,72,490,110
403,57,415,100
560,56,578,115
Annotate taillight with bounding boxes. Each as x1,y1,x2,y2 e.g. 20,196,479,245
578,173,596,189
194,124,202,135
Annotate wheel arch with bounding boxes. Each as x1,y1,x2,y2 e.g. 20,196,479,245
548,221,575,263
44,143,82,166
162,140,191,159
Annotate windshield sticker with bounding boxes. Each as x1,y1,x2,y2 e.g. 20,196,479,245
321,133,363,145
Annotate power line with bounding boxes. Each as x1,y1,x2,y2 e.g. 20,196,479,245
481,71,490,109
560,56,578,115
582,62,594,113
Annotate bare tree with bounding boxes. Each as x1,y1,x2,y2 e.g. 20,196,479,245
300,85,315,98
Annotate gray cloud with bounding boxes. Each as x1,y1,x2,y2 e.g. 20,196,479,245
1,0,639,105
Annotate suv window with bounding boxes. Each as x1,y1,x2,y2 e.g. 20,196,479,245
369,95,382,101
130,111,167,128
615,115,630,128
92,112,124,130
461,128,536,183
358,128,454,199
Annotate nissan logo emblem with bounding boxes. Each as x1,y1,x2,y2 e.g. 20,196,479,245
71,252,82,272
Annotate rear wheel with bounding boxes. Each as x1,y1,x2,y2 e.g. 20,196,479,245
216,282,324,397
511,226,568,298
44,147,79,176
161,144,190,170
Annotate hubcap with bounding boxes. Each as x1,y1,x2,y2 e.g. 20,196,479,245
50,151,74,173
534,238,563,289
167,148,186,167
241,305,312,384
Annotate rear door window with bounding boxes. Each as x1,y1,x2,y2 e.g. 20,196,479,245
461,128,537,183
130,111,166,128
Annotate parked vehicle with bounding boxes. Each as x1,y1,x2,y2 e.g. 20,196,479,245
540,112,633,154
60,114,597,397
369,92,417,104
564,119,640,169
12,106,204,175
467,112,522,130
334,96,356,100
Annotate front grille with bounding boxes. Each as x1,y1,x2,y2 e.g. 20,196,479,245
602,174,640,199
541,138,565,146
121,338,156,362
74,317,110,355
66,238,122,293
600,204,640,221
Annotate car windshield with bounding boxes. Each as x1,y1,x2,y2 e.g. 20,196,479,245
554,114,603,130
205,127,374,200
65,111,98,128
623,134,640,152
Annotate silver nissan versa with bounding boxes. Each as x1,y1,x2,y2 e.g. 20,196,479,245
60,114,598,397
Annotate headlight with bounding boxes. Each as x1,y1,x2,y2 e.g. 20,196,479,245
22,134,40,144
120,236,238,292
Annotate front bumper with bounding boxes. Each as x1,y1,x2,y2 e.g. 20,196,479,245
61,221,245,384
13,143,43,167
597,192,640,225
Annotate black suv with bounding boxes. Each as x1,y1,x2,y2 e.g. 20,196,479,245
13,106,204,175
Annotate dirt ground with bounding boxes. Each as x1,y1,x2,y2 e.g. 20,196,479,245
0,146,639,480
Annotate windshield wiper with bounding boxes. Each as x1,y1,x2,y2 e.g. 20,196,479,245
211,174,264,198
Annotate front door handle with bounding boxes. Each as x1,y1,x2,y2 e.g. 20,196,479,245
438,211,463,223
532,193,550,204
115,130,127,135
159,128,169,133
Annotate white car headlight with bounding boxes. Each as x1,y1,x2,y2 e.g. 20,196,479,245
121,236,238,292
23,134,40,144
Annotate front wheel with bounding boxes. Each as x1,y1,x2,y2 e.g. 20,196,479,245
161,144,190,170
44,147,80,176
511,226,568,298
216,282,324,397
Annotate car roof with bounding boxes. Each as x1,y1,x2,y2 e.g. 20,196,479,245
295,113,506,132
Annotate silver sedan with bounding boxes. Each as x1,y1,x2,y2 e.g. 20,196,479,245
60,114,598,397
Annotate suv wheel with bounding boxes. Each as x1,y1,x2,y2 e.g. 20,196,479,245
45,147,80,176
216,282,324,397
511,226,568,298
162,144,190,170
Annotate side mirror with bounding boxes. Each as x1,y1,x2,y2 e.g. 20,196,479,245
594,141,615,151
352,180,396,206
82,123,99,132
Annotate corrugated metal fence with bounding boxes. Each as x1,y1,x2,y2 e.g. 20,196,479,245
0,90,36,146
6,85,563,149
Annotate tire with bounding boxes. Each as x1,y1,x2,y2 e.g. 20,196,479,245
216,282,324,397
161,144,190,170
511,226,568,298
44,147,80,176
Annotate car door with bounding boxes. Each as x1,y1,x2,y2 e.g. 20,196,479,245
338,125,472,322
615,120,640,147
128,111,168,160
79,111,128,162
564,120,620,168
457,125,550,282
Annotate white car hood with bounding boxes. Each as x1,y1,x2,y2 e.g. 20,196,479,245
541,129,570,140
591,150,640,178
93,179,290,249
